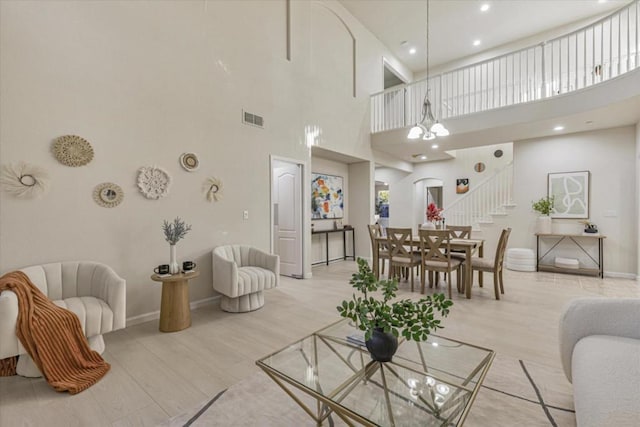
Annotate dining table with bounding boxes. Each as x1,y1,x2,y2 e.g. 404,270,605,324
374,235,484,299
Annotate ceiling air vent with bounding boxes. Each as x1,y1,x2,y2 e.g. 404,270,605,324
242,110,264,129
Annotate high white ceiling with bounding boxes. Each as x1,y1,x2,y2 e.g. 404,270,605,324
340,0,629,72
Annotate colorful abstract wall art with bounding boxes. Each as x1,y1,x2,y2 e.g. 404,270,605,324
311,173,344,219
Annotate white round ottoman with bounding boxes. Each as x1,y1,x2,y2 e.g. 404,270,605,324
506,248,536,272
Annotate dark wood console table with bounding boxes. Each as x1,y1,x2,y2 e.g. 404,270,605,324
312,227,355,266
535,233,605,278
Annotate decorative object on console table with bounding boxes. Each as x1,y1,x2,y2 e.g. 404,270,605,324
337,258,453,362
532,196,554,234
162,217,192,274
548,171,590,219
579,220,598,234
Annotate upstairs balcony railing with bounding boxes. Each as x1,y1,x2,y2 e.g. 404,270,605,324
371,0,640,133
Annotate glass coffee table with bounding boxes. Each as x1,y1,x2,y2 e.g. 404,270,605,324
256,319,495,426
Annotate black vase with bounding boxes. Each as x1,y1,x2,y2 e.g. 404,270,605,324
365,328,398,362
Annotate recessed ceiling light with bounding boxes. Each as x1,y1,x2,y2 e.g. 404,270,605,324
431,144,438,149
409,47,417,55
473,40,481,47
383,182,388,186
554,126,565,131
420,155,427,160
598,0,607,4
480,4,490,12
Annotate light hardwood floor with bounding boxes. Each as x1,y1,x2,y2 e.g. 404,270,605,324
1,261,638,426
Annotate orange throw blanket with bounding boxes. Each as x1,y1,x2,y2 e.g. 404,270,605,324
0,271,110,394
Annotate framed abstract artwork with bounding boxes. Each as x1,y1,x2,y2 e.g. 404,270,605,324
548,171,590,218
311,173,343,219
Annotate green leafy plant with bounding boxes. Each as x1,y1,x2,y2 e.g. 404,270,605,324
532,196,555,216
162,217,192,245
337,258,453,341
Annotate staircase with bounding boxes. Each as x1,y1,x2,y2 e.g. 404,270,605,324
443,162,515,229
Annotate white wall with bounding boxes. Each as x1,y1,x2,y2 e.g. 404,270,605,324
0,0,405,319
348,161,374,261
636,122,640,279
512,126,637,276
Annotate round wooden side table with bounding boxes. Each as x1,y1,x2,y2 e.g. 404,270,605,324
150,269,200,332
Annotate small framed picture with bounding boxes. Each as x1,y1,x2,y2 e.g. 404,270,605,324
456,178,469,194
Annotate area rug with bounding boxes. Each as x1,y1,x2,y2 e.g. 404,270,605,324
161,353,575,426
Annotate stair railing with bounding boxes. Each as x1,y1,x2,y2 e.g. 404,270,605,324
443,162,513,227
371,0,640,133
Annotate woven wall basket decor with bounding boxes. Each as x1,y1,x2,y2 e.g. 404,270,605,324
203,177,223,202
0,162,50,198
93,182,124,208
137,166,171,199
52,135,94,167
179,153,200,171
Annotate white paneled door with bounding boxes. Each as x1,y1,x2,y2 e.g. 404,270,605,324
272,159,303,278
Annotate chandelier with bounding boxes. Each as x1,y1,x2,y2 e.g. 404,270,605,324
408,0,449,140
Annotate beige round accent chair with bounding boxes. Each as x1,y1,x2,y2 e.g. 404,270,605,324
212,245,279,313
0,261,126,377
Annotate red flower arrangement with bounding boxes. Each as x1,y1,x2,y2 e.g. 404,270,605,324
426,203,443,222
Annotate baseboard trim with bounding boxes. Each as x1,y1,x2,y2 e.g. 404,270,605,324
603,271,637,280
126,295,220,327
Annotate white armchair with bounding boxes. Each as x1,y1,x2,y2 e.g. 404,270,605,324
559,298,640,426
0,261,126,377
212,245,279,312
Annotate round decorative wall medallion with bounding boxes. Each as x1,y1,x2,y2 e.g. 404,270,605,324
137,166,171,199
474,162,486,173
1,162,49,198
52,135,94,167
179,153,200,171
494,149,504,158
93,182,124,208
203,177,223,202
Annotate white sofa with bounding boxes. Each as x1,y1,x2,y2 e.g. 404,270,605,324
212,245,279,312
559,298,640,426
0,261,126,377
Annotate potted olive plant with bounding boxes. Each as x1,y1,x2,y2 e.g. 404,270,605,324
337,258,453,362
532,196,554,234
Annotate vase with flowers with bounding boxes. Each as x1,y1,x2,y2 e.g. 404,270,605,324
162,217,192,274
422,202,443,230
